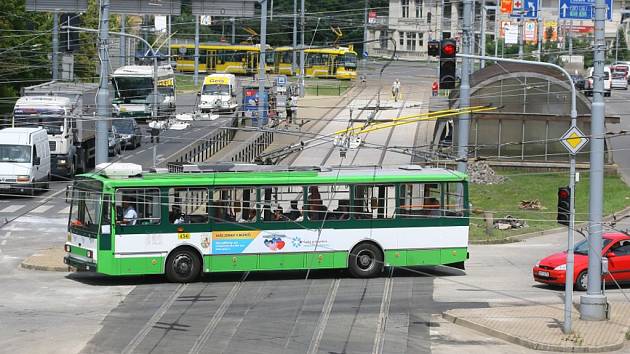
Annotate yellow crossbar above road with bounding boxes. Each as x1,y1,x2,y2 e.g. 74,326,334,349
334,105,497,136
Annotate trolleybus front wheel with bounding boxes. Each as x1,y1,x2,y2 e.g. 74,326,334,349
166,248,201,283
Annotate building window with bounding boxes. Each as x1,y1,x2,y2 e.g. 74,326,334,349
415,0,423,18
443,4,451,19
418,33,424,49
402,0,410,18
380,30,388,49
408,33,416,51
427,12,431,24
399,31,405,49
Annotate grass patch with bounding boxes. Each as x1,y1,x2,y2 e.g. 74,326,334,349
304,80,351,96
469,169,630,241
176,73,201,93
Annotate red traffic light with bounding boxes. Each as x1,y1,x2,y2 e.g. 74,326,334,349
442,43,456,56
558,189,570,199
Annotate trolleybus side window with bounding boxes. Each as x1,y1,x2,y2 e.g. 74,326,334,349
115,189,161,226
444,182,465,217
168,188,209,224
303,185,351,221
212,187,256,223
259,185,305,222
398,183,442,217
353,185,396,219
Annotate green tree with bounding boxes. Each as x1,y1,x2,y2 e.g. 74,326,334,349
612,28,629,62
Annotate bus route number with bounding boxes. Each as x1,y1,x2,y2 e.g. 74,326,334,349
178,232,191,240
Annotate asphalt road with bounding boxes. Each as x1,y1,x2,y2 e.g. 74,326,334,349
604,88,630,183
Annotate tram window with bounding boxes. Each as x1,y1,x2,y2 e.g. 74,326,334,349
259,186,305,222
115,189,161,226
398,183,442,218
353,185,395,219
168,188,209,224
444,183,465,217
212,187,256,223
216,50,225,64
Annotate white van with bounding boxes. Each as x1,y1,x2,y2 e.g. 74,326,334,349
584,67,611,97
199,74,239,112
0,128,51,195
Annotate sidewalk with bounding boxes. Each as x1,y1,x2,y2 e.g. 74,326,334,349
20,246,69,272
444,302,630,352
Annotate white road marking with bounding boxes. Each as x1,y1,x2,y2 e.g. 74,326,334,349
121,284,189,354
58,206,71,214
0,205,24,213
1,232,11,239
306,278,341,354
372,276,394,354
1,240,6,246
188,273,248,354
30,205,54,214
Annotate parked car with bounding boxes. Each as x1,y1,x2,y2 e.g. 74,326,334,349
0,127,51,196
583,66,611,97
611,71,628,90
112,118,142,149
570,74,585,91
108,126,122,156
533,233,630,291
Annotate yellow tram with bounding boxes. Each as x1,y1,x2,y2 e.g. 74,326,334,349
170,43,271,75
272,46,357,80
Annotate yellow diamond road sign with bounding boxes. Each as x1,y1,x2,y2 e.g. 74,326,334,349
560,126,589,155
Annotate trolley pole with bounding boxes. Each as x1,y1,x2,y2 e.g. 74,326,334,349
95,0,110,165
457,0,472,174
120,14,126,66
258,0,268,129
458,53,578,333
580,0,608,322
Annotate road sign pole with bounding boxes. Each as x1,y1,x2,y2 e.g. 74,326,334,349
194,15,199,87
580,0,608,322
96,0,110,165
258,0,268,129
519,11,524,59
537,9,543,61
52,12,59,81
458,0,472,174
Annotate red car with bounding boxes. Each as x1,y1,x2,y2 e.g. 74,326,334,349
533,233,630,291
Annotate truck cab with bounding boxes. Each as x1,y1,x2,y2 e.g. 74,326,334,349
199,74,239,113
0,127,50,195
112,65,176,121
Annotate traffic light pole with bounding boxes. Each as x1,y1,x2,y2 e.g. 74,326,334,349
457,53,578,333
457,0,472,175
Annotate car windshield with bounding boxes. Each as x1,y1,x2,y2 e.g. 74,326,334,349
112,77,153,103
14,114,64,135
0,144,31,163
574,238,612,255
202,84,229,95
112,120,133,134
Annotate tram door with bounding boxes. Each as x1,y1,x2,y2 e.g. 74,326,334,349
328,54,336,77
207,50,216,73
248,52,258,75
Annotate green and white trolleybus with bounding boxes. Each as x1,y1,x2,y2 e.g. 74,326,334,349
64,163,469,282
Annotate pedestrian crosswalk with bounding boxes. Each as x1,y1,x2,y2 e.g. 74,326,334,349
0,202,70,216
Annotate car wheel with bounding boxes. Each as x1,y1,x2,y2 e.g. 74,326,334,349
575,270,588,291
165,248,201,283
348,242,383,278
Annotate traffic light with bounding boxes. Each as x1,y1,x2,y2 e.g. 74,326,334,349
439,39,457,89
428,40,440,57
557,187,571,226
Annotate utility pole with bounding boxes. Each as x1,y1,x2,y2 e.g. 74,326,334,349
299,0,305,97
494,6,499,57
480,5,486,68
258,0,268,129
120,14,126,66
52,12,59,80
194,15,199,87
96,0,110,165
364,0,368,59
518,10,524,59
458,0,472,174
580,0,608,322
569,20,573,55
537,12,543,61
292,0,297,74
231,17,236,44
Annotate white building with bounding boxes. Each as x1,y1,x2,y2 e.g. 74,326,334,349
366,0,629,62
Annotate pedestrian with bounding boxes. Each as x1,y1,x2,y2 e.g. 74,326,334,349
149,119,160,143
286,96,293,123
392,79,401,102
432,80,439,97
360,74,367,87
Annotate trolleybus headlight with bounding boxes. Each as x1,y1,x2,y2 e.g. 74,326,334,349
64,244,71,252
86,250,93,258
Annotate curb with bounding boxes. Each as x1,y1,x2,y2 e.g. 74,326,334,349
442,312,625,353
470,206,630,245
20,261,71,272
